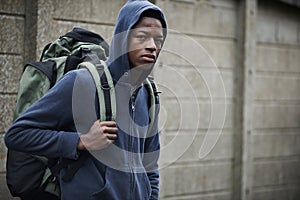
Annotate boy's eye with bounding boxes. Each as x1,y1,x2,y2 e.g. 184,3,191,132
136,35,147,41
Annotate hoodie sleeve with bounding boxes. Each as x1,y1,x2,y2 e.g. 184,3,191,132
5,70,81,159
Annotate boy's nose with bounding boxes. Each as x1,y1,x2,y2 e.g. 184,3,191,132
146,37,157,52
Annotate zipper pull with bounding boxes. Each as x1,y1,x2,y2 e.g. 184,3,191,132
131,95,135,112
131,94,136,112
131,87,138,112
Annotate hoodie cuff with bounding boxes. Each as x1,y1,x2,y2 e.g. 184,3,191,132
59,132,81,160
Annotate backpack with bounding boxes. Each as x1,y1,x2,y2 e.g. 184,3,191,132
6,27,159,199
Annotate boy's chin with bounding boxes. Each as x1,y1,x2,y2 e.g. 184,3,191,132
130,63,154,86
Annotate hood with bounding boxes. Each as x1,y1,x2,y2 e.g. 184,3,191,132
106,0,167,84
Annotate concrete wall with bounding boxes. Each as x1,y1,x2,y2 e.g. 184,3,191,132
0,0,299,199
155,0,236,199
253,1,300,199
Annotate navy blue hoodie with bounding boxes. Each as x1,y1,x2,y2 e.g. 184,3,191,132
5,0,167,199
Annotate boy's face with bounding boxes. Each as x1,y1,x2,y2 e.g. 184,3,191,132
128,17,164,68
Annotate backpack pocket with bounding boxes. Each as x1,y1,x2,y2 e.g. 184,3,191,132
6,150,47,197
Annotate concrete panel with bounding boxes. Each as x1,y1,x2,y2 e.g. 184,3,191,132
159,162,232,197
256,45,300,73
36,0,56,56
257,1,300,44
154,66,234,99
157,0,237,38
253,185,300,200
0,0,24,14
253,160,300,187
160,131,233,163
253,132,300,158
161,191,231,200
158,33,237,69
253,105,300,129
49,22,114,44
0,15,24,55
0,95,16,133
209,0,237,9
158,33,217,68
277,19,299,44
198,38,236,69
256,12,278,43
255,75,300,100
52,0,126,24
159,99,233,131
0,55,23,93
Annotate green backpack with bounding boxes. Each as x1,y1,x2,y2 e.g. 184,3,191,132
13,27,109,120
6,27,159,199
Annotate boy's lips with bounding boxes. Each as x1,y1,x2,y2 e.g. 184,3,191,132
141,54,156,63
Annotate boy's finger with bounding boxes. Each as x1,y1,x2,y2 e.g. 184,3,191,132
99,120,117,127
105,127,118,133
107,133,117,140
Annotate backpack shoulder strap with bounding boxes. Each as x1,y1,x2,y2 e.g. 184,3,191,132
57,55,116,183
78,54,116,121
144,76,160,135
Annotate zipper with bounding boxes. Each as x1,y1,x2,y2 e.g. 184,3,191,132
129,88,136,199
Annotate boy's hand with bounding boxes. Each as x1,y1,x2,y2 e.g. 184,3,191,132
78,121,118,150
